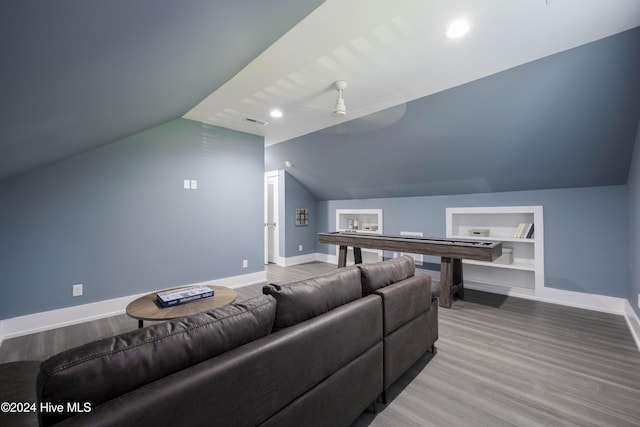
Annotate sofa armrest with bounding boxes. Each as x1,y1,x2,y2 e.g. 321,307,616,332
375,274,432,336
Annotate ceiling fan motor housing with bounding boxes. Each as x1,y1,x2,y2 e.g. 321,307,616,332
333,80,348,115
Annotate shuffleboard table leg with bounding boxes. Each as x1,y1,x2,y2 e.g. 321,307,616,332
338,245,348,268
454,258,464,299
440,257,453,308
440,257,465,308
353,247,363,264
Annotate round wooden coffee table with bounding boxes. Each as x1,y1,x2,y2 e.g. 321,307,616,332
126,285,237,328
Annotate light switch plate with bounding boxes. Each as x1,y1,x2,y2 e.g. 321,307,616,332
183,179,191,189
190,180,197,190
72,284,83,297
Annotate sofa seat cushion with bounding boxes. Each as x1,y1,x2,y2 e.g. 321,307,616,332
36,294,276,426
358,255,415,294
374,274,432,335
263,266,362,330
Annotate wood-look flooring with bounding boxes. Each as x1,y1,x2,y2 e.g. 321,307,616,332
1,262,639,426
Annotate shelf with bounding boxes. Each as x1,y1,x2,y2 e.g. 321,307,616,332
446,206,544,295
464,259,535,271
336,209,382,234
462,266,535,290
464,280,536,297
335,209,383,263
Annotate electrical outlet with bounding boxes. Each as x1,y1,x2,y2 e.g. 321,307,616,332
72,284,83,297
242,260,248,268
299,245,303,252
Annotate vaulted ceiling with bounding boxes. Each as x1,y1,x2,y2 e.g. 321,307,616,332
265,27,640,200
2,0,640,201
0,0,324,182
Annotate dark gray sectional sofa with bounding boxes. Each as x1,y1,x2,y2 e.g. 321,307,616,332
0,256,438,427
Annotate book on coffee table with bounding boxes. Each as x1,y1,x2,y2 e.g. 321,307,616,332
156,285,214,308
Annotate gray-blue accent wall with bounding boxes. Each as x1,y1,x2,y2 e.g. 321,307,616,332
629,123,640,318
0,118,264,319
283,171,318,258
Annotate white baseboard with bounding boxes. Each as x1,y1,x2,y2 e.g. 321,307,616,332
0,294,143,346
535,287,628,315
315,252,335,264
280,253,321,267
194,271,266,289
0,270,266,345
624,301,640,351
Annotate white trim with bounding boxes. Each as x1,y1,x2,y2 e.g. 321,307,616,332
464,280,626,313
280,253,320,267
624,301,640,351
264,170,280,265
315,252,335,264
0,270,266,343
535,287,627,314
195,271,266,289
1,295,141,343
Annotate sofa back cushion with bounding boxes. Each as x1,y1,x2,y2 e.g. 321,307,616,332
36,294,276,426
263,266,362,330
358,255,415,294
374,274,433,335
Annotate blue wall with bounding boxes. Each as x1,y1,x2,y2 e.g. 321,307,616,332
283,171,318,258
0,118,264,319
318,185,629,299
629,124,640,318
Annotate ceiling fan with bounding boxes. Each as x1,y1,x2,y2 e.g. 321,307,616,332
333,80,348,116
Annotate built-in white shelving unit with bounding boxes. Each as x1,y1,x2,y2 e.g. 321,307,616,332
446,206,544,297
336,209,383,263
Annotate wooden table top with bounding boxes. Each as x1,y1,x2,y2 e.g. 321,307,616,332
318,231,502,262
126,285,237,322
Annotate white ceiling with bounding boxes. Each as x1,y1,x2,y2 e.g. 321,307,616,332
184,0,640,146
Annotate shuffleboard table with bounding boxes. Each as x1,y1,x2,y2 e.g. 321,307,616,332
318,232,502,308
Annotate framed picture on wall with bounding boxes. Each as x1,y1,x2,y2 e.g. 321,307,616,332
295,208,309,226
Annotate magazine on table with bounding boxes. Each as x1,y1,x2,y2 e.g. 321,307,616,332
156,285,214,307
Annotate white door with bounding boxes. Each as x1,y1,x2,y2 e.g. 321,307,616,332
264,171,279,264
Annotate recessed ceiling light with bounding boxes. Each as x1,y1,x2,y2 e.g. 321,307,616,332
270,109,283,118
445,19,470,39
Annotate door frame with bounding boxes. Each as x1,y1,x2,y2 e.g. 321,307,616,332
264,170,280,265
